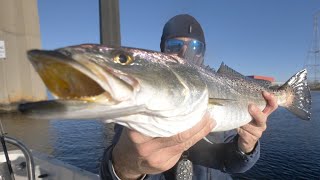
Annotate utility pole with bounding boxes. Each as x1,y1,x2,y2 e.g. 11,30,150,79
305,11,320,90
99,0,121,46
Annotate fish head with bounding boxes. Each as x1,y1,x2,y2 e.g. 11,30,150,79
27,44,132,105
27,44,204,112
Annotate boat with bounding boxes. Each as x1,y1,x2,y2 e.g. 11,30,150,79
0,136,100,180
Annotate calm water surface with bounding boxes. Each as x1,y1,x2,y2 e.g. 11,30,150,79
1,92,319,179
234,91,320,179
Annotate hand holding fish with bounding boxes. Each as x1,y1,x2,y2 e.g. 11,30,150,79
112,112,215,179
237,91,278,153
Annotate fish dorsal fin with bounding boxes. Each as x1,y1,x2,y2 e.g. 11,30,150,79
217,62,271,88
217,62,246,79
202,65,216,73
208,98,237,106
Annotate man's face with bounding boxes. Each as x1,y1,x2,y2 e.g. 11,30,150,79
163,37,205,66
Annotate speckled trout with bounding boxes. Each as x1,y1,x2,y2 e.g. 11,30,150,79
0,44,312,137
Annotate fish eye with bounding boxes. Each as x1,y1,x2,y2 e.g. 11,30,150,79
113,53,133,65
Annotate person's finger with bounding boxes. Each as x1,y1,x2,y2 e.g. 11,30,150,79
248,104,267,127
160,153,183,171
262,91,278,115
140,153,182,174
237,128,251,143
237,127,259,145
178,115,215,151
127,112,214,145
144,116,214,161
242,122,266,134
240,123,264,140
173,112,214,144
138,117,214,174
126,128,154,144
148,112,214,149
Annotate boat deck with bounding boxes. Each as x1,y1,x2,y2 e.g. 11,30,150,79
0,150,100,180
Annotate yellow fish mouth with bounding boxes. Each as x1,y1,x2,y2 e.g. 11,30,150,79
27,49,132,104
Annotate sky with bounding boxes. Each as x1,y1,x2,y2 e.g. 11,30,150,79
38,0,320,82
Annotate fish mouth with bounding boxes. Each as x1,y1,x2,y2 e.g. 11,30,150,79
27,49,136,104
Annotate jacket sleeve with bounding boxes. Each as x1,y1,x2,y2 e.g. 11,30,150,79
99,125,124,180
220,130,260,173
188,129,260,173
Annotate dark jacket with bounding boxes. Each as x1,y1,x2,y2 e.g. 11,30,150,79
100,124,260,180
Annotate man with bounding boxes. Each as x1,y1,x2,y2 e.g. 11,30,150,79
100,14,278,180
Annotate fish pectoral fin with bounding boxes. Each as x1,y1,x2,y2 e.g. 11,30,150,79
203,137,215,144
208,98,237,106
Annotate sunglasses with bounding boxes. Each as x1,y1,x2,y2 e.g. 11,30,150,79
164,39,205,55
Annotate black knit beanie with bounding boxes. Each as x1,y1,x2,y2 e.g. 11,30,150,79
160,14,205,52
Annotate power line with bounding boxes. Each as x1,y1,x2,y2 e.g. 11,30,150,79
304,11,320,90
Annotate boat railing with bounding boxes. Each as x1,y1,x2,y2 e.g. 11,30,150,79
1,135,35,180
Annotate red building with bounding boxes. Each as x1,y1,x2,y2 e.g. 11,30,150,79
247,75,275,83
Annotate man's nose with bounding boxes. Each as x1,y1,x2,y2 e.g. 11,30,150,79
177,45,187,58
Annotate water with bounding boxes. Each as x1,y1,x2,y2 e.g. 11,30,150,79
233,91,320,179
0,92,319,179
0,116,114,174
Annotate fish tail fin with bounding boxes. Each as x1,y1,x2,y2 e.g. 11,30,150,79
278,69,311,120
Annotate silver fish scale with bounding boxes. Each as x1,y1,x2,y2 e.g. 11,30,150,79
201,66,270,98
